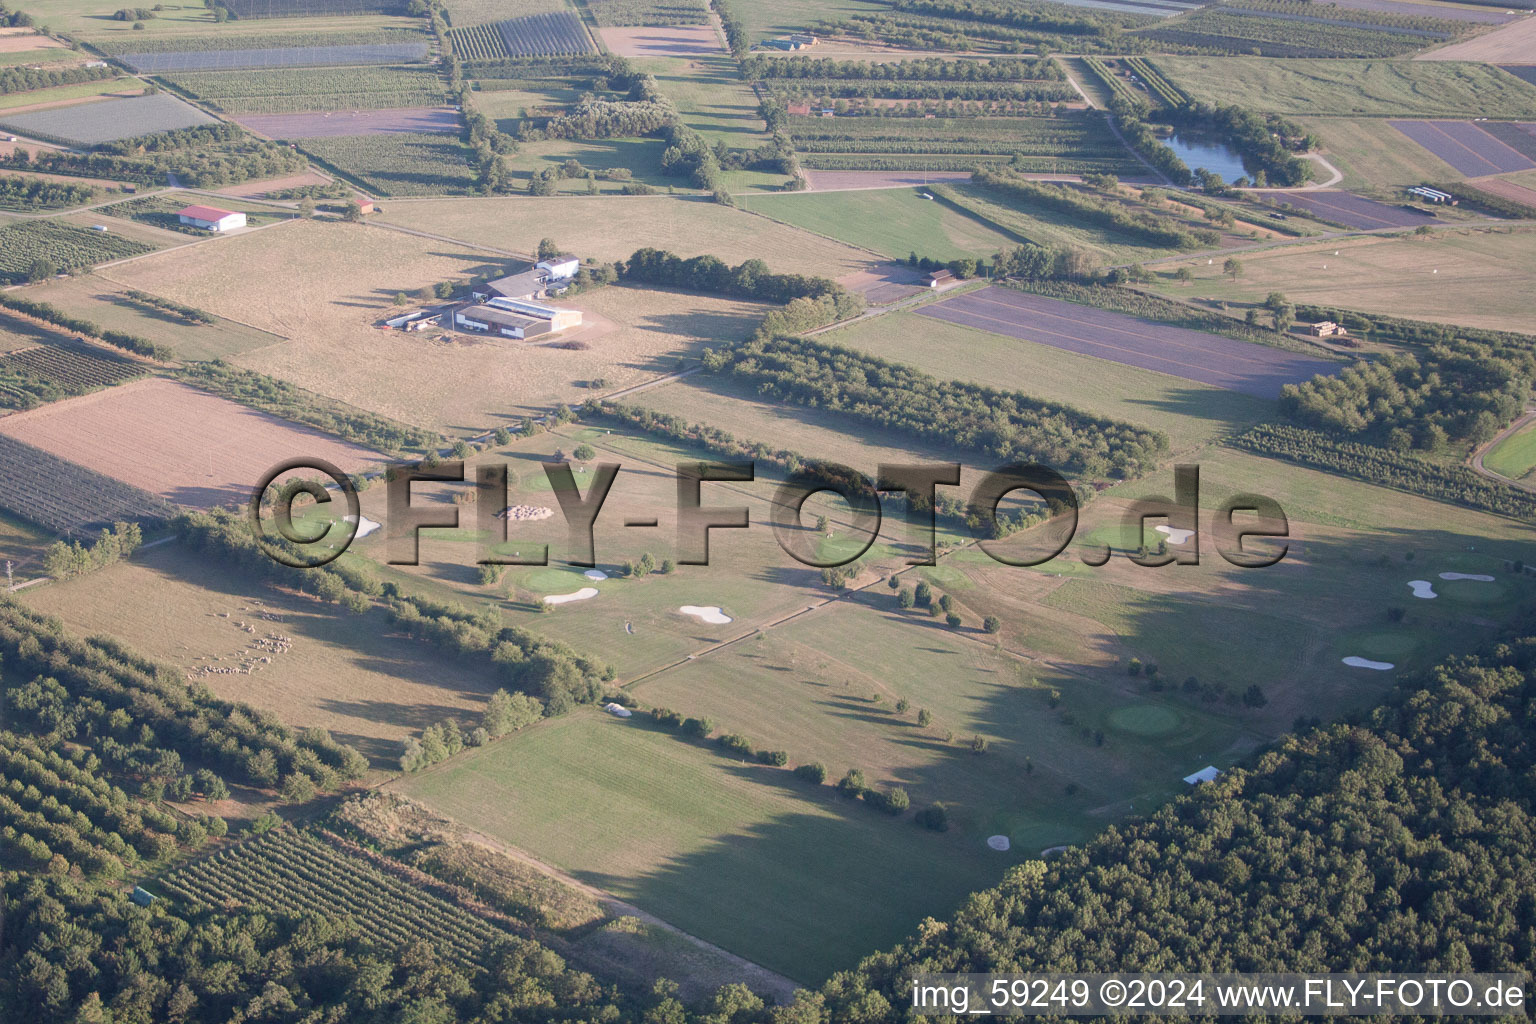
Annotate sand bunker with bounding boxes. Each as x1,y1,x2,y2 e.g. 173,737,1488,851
544,587,598,605
1343,656,1394,670
1154,525,1195,545
679,605,732,624
343,514,380,539
1407,580,1438,599
584,569,609,580
1439,572,1495,582
498,504,553,521
986,835,1011,851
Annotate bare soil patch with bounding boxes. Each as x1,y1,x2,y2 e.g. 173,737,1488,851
214,171,334,197
0,377,386,508
235,106,461,140
0,29,67,53
598,25,722,57
1416,16,1536,61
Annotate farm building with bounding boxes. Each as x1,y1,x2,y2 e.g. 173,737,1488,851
486,296,582,331
1407,186,1455,205
1183,766,1221,785
1309,320,1348,338
925,269,955,288
536,255,580,281
476,269,551,302
176,205,246,232
454,305,551,340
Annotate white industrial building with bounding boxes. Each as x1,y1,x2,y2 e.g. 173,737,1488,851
485,296,582,332
176,204,246,232
536,255,580,281
454,305,551,340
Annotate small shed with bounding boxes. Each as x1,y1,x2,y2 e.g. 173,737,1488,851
603,702,633,718
925,268,954,288
1183,766,1220,786
130,886,157,906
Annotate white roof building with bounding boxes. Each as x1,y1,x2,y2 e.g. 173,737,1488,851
1183,766,1220,785
177,204,246,232
536,256,580,281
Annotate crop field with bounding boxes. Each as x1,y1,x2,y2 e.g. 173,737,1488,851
1262,189,1437,229
0,78,139,113
496,11,596,57
0,93,215,146
0,221,154,284
299,132,479,195
1146,227,1536,335
91,26,427,54
120,41,429,73
442,0,568,31
1464,175,1536,212
222,0,411,18
598,25,723,57
20,274,283,362
0,341,146,410
816,310,1272,448
98,219,792,428
1295,115,1463,187
1134,3,1463,58
163,827,510,963
159,65,447,114
742,187,1020,261
586,0,709,27
915,287,1340,399
1149,58,1536,117
0,432,175,536
25,541,505,763
786,112,1144,175
236,106,460,139
0,377,386,508
1388,120,1536,176
376,195,876,277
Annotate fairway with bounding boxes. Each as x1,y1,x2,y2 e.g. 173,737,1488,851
742,188,1021,262
394,709,1006,984
1483,419,1536,482
1107,705,1183,737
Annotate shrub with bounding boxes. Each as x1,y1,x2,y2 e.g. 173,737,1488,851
984,616,1002,634
756,749,788,766
915,803,949,831
837,768,866,797
869,786,909,815
681,716,715,738
716,733,754,757
794,762,827,784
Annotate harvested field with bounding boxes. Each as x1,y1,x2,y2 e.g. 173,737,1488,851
803,169,975,191
0,432,175,536
1478,121,1536,162
597,25,722,57
1505,66,1536,87
98,221,778,428
236,106,461,139
0,377,386,508
378,195,875,278
1390,120,1536,176
838,262,927,304
1262,189,1438,229
0,29,67,53
1415,15,1536,60
1465,175,1536,210
915,286,1339,398
23,542,502,766
0,92,214,146
213,170,334,197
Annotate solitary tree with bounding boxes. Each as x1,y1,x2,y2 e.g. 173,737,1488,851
1223,257,1243,280
917,708,932,727
574,443,596,461
983,615,1002,634
298,197,316,219
342,201,363,223
537,237,561,260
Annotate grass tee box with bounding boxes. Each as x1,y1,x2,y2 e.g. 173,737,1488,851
915,286,1339,399
0,93,214,147
1149,57,1536,118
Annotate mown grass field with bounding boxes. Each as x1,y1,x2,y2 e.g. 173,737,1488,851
742,187,1019,261
1483,420,1536,482
1144,227,1536,335
0,77,138,111
1150,57,1536,117
394,708,1009,984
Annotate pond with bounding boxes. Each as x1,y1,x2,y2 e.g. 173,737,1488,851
1163,133,1249,184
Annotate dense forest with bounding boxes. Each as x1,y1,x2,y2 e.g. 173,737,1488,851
703,334,1169,480
804,629,1536,1020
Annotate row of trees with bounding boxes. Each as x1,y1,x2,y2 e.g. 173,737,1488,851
0,127,304,189
0,63,114,97
704,333,1170,480
972,168,1221,249
41,521,141,580
744,55,1062,82
0,291,165,359
621,247,850,305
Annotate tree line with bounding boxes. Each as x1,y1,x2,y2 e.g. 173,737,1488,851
0,174,94,211
0,291,165,359
703,333,1170,480
1,125,305,189
1163,101,1315,187
743,55,1061,82
971,167,1221,249
621,247,850,305
0,63,114,96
